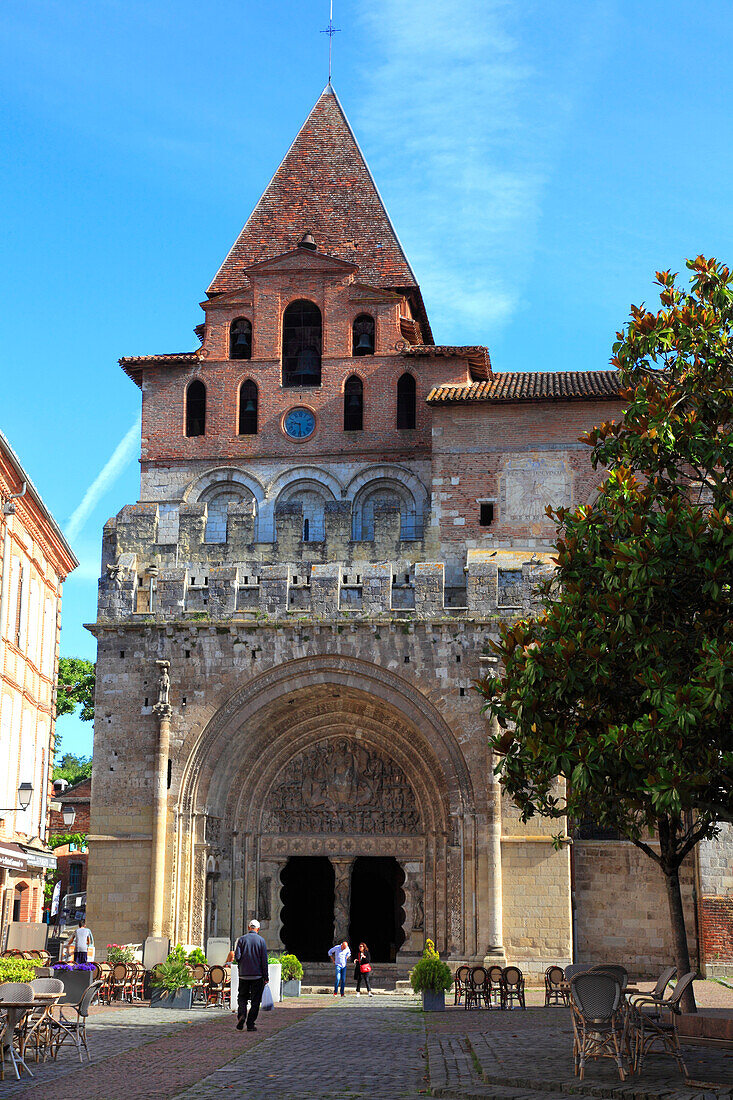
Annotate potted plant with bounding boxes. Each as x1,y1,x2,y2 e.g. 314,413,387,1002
149,951,195,1009
0,959,41,985
51,961,97,1004
186,947,207,966
280,953,303,997
106,943,136,964
409,940,453,1012
267,953,282,1003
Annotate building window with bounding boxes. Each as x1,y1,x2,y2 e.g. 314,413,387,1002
343,375,363,431
69,862,83,893
282,300,322,387
238,380,258,435
480,502,495,526
396,373,416,429
185,380,206,437
352,314,375,356
230,317,252,360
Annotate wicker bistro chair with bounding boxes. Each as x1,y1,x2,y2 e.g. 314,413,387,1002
485,965,504,1009
464,966,489,1010
192,964,209,1005
503,966,526,1010
545,965,568,1006
590,964,628,992
570,972,626,1081
649,965,676,1001
0,982,35,1081
111,962,133,1002
207,965,227,1007
628,970,696,1076
20,978,64,1064
132,963,146,1000
453,965,470,1006
49,980,102,1064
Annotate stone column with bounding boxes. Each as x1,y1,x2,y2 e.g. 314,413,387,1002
331,858,353,941
485,716,505,961
149,660,172,938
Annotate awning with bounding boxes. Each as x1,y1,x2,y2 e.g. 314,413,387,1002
0,843,28,871
20,846,57,870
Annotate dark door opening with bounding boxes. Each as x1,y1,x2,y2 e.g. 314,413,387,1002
280,857,334,961
348,857,405,962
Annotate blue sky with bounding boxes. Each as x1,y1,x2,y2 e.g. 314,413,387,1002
2,0,731,757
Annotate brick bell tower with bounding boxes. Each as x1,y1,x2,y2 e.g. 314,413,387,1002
89,84,645,978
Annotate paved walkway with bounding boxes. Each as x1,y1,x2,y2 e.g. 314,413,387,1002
0,985,731,1100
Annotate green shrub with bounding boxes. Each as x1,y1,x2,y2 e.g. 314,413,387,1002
186,947,207,966
280,954,303,981
409,939,452,995
150,956,195,993
0,959,39,984
267,953,282,964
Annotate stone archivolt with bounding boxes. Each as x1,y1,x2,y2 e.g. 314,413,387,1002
262,738,421,835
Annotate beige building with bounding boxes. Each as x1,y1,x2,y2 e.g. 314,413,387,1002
0,431,78,941
87,88,731,977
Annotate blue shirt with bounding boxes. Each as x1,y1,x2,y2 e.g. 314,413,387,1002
234,932,269,980
329,944,351,967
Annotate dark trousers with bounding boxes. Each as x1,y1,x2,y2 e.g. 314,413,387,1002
76,951,88,964
238,977,264,1028
355,970,371,992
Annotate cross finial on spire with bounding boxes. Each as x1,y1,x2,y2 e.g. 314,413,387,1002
320,1,340,85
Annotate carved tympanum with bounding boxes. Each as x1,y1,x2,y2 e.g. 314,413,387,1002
262,739,421,835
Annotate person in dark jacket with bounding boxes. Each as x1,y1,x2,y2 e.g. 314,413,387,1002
227,919,269,1031
354,942,373,996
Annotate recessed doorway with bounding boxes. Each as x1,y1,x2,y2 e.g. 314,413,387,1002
348,857,405,962
280,857,334,961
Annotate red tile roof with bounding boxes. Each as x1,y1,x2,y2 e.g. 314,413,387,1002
207,87,432,340
119,352,198,387
404,344,491,381
427,370,621,404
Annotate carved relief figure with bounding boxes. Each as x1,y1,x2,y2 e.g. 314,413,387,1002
411,880,424,931
156,660,170,705
262,739,421,835
258,875,271,921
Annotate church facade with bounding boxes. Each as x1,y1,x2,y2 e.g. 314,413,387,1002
87,88,731,977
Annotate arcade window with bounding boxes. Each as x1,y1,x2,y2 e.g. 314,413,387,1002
396,372,416,429
69,862,83,893
480,502,495,526
185,380,206,437
238,380,258,435
343,375,363,431
352,313,375,356
282,299,322,387
230,317,252,359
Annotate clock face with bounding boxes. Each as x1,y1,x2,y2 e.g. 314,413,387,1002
283,407,316,440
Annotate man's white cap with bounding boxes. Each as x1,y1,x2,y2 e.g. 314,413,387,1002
248,919,260,929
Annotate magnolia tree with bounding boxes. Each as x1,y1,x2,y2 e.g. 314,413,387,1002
476,258,733,1011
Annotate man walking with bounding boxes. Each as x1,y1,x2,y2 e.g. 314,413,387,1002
73,918,93,963
229,919,269,1031
328,940,351,997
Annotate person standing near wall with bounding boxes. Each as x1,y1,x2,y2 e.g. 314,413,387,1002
73,918,93,963
354,942,373,996
328,939,351,997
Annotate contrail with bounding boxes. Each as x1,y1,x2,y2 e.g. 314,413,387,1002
65,416,141,543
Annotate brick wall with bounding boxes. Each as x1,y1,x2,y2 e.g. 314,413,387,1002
699,897,733,964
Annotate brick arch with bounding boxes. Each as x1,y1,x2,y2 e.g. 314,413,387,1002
346,465,428,510
178,654,475,820
182,466,266,505
267,466,343,503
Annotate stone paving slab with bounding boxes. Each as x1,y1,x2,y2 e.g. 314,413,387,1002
175,995,428,1100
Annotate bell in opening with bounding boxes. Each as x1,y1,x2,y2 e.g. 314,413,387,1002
238,380,258,435
353,314,375,356
230,317,252,360
343,375,363,432
283,300,322,387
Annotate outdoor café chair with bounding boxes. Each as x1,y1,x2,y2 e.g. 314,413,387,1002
49,980,102,1063
0,982,35,1081
649,965,676,1001
21,978,64,1063
503,966,526,1010
192,963,209,1005
131,962,146,1000
564,963,588,982
486,965,505,1009
590,964,628,991
570,972,626,1081
453,964,470,1006
207,965,227,1007
544,965,568,1006
628,970,695,1076
111,962,132,1002
464,966,488,1010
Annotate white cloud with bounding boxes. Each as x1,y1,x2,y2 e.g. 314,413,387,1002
65,416,141,544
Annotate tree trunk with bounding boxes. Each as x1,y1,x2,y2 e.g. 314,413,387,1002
659,818,697,1014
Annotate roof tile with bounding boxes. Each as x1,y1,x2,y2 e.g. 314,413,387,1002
427,370,621,404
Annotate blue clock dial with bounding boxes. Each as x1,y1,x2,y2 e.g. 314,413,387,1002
284,408,316,440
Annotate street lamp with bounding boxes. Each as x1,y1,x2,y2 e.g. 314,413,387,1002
0,782,33,811
61,804,76,828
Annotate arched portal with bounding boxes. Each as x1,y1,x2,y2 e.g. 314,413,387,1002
174,656,478,965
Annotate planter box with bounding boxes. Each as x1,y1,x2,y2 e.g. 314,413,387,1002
268,963,282,1003
150,987,194,1010
282,979,301,998
422,990,446,1012
53,968,95,1005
